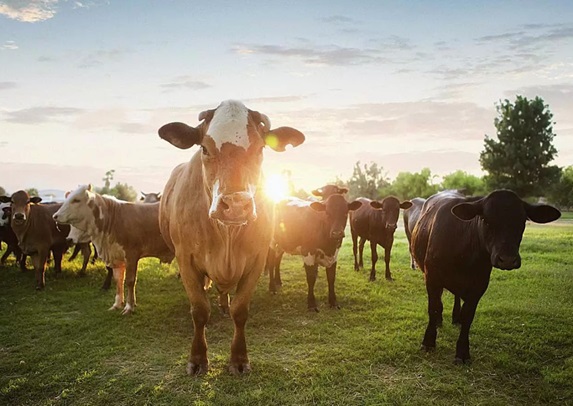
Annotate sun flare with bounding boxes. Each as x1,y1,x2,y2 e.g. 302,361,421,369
264,173,290,203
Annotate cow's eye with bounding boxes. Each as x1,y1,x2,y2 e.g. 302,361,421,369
72,199,80,204
201,146,210,156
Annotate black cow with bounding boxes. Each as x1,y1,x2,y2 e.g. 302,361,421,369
269,195,361,311
403,197,426,269
350,196,412,281
311,185,348,200
412,189,560,363
0,203,27,271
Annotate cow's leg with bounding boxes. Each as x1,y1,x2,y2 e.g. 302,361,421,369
229,262,264,375
384,243,393,281
1,247,10,264
369,241,378,282
218,292,230,316
351,228,359,271
452,295,462,325
109,264,126,311
32,251,48,290
178,256,210,375
52,247,64,273
304,254,319,312
91,244,98,264
267,247,277,293
18,251,27,272
122,258,138,315
101,266,113,290
358,237,366,270
421,280,442,352
68,244,81,261
274,250,284,287
455,298,480,363
78,243,91,276
326,262,339,309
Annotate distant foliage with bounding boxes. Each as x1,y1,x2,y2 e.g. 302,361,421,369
25,188,39,197
95,169,138,202
346,161,390,200
480,96,560,197
441,170,487,196
388,168,438,200
548,166,573,209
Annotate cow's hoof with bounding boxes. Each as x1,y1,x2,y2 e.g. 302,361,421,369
454,357,471,365
187,362,208,375
329,304,341,310
229,362,251,375
108,304,123,311
369,277,376,282
308,307,319,313
121,305,134,315
437,319,443,328
386,277,394,282
420,344,435,353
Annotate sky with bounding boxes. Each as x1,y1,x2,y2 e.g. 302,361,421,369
1,0,572,195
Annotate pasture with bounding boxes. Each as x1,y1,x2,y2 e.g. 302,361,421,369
1,220,572,405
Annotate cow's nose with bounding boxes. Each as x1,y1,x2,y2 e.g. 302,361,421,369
211,192,256,225
14,213,24,221
494,254,521,270
53,214,59,221
330,230,345,239
386,223,397,231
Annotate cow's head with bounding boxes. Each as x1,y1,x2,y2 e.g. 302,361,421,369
0,201,11,227
140,192,161,203
310,194,362,240
311,185,349,200
53,184,96,231
159,100,305,226
370,197,412,231
5,190,42,227
66,225,91,245
451,189,561,270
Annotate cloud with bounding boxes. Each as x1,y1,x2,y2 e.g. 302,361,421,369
0,81,17,90
1,40,18,50
476,23,573,51
0,0,59,22
320,15,357,24
160,76,211,91
78,48,130,68
3,106,84,124
243,95,307,104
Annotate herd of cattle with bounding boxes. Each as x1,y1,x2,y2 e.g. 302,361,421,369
0,100,562,374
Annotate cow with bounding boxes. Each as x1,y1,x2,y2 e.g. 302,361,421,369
158,100,304,375
350,196,412,281
269,195,362,309
53,185,174,314
1,191,70,289
403,197,426,269
140,192,161,203
411,189,561,363
66,225,97,275
0,201,27,270
311,185,348,200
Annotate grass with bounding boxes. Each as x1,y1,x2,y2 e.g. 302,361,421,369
1,218,572,405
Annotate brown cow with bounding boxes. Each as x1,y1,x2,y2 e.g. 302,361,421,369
350,196,412,281
159,100,304,375
53,185,174,314
1,191,70,289
269,195,362,310
412,189,560,363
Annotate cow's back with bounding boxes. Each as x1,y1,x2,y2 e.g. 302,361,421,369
19,204,69,253
404,197,425,238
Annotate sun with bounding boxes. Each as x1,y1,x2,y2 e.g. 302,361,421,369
264,173,290,203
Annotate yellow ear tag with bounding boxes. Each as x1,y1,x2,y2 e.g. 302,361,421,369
265,133,279,150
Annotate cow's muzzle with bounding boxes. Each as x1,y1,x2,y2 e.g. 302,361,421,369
330,230,345,240
210,192,257,226
13,213,26,225
492,253,521,270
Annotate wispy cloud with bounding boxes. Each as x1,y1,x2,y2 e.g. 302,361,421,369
476,23,573,51
0,81,17,90
160,76,211,92
320,15,357,25
1,40,18,50
3,106,84,124
0,0,59,23
77,48,130,69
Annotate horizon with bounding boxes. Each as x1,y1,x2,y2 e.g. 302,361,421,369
1,1,572,194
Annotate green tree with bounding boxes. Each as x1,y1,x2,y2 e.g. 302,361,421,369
346,161,390,200
390,168,438,200
99,170,115,195
110,182,138,202
480,95,560,197
25,188,39,197
441,170,487,196
548,166,573,208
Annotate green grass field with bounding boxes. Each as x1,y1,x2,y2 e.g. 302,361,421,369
1,218,572,405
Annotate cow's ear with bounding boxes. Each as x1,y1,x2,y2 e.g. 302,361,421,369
156,193,162,200
30,197,42,204
337,187,349,195
451,202,482,221
0,196,10,203
370,201,383,209
524,203,561,224
310,202,326,212
264,127,305,152
348,200,362,211
159,122,202,150
400,201,413,210
311,188,322,197
2,207,10,214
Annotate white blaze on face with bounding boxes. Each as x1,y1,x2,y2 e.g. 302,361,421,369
208,100,251,151
208,180,221,219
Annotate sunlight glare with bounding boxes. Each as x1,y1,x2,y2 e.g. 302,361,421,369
264,173,290,203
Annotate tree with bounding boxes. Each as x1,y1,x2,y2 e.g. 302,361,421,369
110,182,138,202
99,170,116,195
480,95,560,197
548,166,573,209
346,161,390,200
25,188,39,197
390,168,438,200
0,186,6,196
441,170,487,196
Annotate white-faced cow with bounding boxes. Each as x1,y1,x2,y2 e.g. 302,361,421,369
403,197,426,270
411,189,560,363
269,195,361,310
350,196,412,281
1,191,70,289
53,185,174,314
140,192,161,203
159,100,304,375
